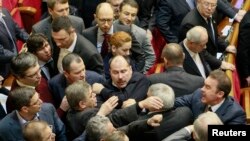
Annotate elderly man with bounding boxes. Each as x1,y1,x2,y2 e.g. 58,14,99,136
180,26,235,78
93,55,150,108
179,0,238,57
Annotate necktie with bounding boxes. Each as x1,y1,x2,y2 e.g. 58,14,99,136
193,54,206,78
207,17,216,44
0,16,17,54
101,33,111,58
57,48,70,73
42,60,53,80
186,0,195,9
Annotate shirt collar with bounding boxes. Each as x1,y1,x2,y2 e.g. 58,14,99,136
97,25,113,37
16,111,39,126
184,39,197,58
67,33,77,52
16,80,36,89
209,98,225,112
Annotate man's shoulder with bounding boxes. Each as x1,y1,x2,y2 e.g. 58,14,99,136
32,17,50,30
69,15,84,23
82,26,98,34
49,73,65,84
0,111,17,128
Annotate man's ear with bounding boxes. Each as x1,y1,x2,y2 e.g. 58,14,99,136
217,91,225,98
21,106,29,113
48,8,53,16
79,100,87,109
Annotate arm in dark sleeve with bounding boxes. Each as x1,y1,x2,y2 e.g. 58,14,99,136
0,44,15,63
202,50,222,70
217,0,237,19
156,0,179,43
87,53,104,75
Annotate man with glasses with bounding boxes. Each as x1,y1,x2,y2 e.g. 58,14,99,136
179,0,237,57
83,2,146,73
0,87,67,141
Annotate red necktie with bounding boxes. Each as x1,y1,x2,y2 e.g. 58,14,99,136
101,33,110,58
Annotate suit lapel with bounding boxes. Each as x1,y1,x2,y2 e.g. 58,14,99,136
8,112,23,139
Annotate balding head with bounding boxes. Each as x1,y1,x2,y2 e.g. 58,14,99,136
161,43,184,67
95,2,114,33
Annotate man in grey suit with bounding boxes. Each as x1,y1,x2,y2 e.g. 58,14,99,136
148,43,204,97
82,2,146,73
32,0,85,50
115,0,155,73
51,16,103,74
0,87,67,141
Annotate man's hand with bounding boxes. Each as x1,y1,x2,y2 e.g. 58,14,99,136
59,96,70,111
138,96,163,110
235,10,246,22
92,83,104,94
122,99,136,109
245,76,250,86
97,96,118,116
147,114,163,127
220,61,235,71
225,45,236,54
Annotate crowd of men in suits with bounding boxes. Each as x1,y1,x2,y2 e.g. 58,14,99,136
0,0,249,140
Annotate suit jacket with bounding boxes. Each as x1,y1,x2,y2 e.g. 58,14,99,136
0,103,67,141
180,8,228,56
66,104,139,139
52,33,104,74
237,11,250,87
162,127,192,141
0,8,29,78
156,0,236,44
137,107,193,141
175,89,246,125
32,15,85,52
148,66,204,97
48,71,105,108
98,72,149,108
180,42,221,77
82,24,146,72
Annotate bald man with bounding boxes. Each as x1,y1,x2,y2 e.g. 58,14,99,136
93,55,150,108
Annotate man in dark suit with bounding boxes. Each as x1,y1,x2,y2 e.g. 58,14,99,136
32,0,85,50
179,0,237,57
148,43,204,97
181,26,235,78
0,0,29,79
93,55,150,109
175,69,246,125
51,16,103,74
156,0,245,43
0,87,67,141
136,83,193,141
237,10,250,87
0,75,8,120
65,80,164,139
82,2,145,72
49,53,105,111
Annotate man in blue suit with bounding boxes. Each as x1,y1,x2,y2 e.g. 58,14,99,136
175,69,246,125
0,87,67,141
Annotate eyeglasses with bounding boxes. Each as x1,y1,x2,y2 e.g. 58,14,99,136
97,18,113,23
28,93,41,107
202,1,217,8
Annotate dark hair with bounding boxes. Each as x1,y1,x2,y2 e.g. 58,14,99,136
9,87,36,110
62,53,83,72
52,16,73,32
161,43,184,65
47,0,68,9
209,69,231,97
10,52,38,78
26,33,49,53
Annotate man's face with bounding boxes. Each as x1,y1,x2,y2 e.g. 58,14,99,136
119,4,138,25
109,0,123,19
112,41,131,56
26,92,43,115
191,36,208,53
201,77,223,105
43,126,56,141
95,6,114,33
48,2,69,19
52,29,74,49
110,58,132,89
34,41,52,62
0,0,2,9
19,63,42,87
64,59,86,84
198,0,217,18
85,87,97,108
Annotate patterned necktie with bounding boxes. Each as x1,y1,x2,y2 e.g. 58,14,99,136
101,33,111,58
0,15,17,54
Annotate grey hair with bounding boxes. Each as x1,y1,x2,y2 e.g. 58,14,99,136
186,26,207,43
